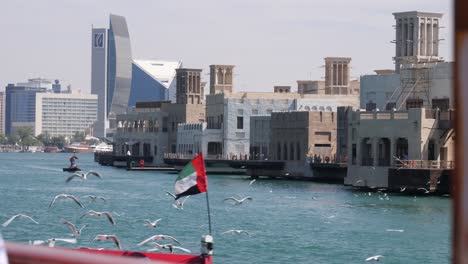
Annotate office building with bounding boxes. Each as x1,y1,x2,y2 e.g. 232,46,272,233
5,84,46,135
34,92,98,138
0,92,4,134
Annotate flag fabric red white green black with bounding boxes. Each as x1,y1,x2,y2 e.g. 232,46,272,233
174,153,207,200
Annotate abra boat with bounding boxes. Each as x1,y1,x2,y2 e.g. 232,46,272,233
62,167,81,172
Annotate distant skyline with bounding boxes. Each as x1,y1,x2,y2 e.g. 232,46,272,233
0,0,453,93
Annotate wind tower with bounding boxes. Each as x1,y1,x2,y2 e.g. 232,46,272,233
324,57,352,95
387,11,444,110
209,65,234,95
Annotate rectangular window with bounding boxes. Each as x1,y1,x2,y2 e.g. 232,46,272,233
237,116,244,129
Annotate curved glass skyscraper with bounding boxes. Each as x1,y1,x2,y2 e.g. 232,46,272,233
91,14,132,138
107,14,132,119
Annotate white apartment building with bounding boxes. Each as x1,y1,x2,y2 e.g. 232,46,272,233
34,92,98,137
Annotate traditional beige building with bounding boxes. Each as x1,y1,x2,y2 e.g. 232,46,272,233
345,108,455,188
270,111,337,162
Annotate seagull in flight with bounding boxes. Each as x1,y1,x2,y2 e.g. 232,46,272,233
165,192,190,209
2,214,39,228
249,179,256,185
81,210,115,225
66,171,102,183
82,195,107,202
366,255,383,261
33,238,77,247
400,187,406,192
221,229,250,236
147,242,191,253
417,188,430,194
94,235,121,250
386,229,404,232
223,196,253,205
62,220,87,237
138,234,181,246
142,219,162,228
49,194,84,209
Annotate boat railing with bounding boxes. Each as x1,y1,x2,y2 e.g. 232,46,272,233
5,242,160,264
395,160,455,169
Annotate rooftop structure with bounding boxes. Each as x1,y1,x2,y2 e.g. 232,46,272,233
393,11,444,72
273,86,291,93
209,65,234,95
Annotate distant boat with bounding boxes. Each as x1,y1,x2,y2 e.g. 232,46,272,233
64,143,93,153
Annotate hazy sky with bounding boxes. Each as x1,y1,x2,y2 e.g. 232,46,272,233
0,0,453,93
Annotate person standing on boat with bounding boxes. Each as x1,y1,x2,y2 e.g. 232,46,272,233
69,151,78,168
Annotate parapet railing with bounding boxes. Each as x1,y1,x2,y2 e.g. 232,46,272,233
163,153,267,161
395,160,455,169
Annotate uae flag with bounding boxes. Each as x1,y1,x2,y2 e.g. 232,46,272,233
174,153,207,200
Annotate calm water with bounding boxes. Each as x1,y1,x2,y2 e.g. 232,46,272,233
0,153,451,263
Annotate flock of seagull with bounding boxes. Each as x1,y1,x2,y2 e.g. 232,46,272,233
1,168,257,255
1,170,196,254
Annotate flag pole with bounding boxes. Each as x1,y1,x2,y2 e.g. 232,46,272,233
200,153,212,235
205,190,213,235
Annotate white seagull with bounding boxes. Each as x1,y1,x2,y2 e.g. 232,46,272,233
81,210,115,225
2,214,39,228
147,242,191,254
165,192,190,209
221,229,250,236
249,179,256,186
142,219,162,228
49,194,84,209
365,255,383,261
223,196,253,205
82,195,106,202
33,238,77,247
400,187,406,192
138,234,181,246
94,235,121,250
417,188,430,194
386,229,404,232
66,171,102,183
62,220,87,237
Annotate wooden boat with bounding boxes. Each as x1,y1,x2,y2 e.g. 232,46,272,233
62,167,81,172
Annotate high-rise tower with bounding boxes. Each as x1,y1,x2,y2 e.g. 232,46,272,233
209,65,234,95
393,11,443,72
91,27,107,138
91,14,132,138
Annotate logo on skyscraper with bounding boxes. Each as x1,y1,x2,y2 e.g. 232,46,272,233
94,33,104,48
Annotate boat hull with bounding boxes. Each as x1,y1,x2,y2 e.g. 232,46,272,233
63,167,81,172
